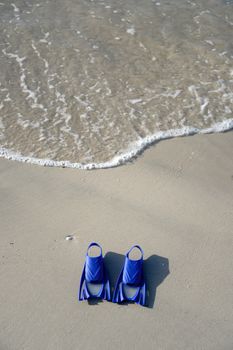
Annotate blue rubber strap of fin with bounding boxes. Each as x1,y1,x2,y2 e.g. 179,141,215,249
126,245,144,257
86,242,103,256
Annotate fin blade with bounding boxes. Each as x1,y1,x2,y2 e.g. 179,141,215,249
136,282,146,306
79,264,92,301
113,269,124,303
113,283,125,303
78,266,87,301
103,279,111,301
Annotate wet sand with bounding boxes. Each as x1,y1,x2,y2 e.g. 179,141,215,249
0,132,233,350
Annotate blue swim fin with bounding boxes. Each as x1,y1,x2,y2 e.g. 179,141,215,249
78,242,111,301
112,245,146,306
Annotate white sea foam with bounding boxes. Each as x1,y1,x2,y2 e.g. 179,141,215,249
39,32,51,45
2,49,46,111
11,3,20,21
31,41,49,74
129,98,143,104
127,27,135,35
0,119,232,170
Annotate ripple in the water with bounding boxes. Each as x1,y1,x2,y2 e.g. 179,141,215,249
0,0,233,168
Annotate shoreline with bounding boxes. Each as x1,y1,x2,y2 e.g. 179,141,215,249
1,118,233,170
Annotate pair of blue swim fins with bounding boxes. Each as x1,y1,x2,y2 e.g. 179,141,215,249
78,242,146,306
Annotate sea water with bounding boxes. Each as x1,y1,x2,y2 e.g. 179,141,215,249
0,0,232,169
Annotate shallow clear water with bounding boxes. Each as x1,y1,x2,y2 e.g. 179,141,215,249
0,0,233,168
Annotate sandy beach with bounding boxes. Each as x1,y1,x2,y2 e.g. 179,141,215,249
0,131,233,350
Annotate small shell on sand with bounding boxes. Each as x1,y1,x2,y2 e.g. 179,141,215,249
65,235,75,241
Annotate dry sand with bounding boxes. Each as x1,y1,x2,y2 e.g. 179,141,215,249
0,132,233,350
